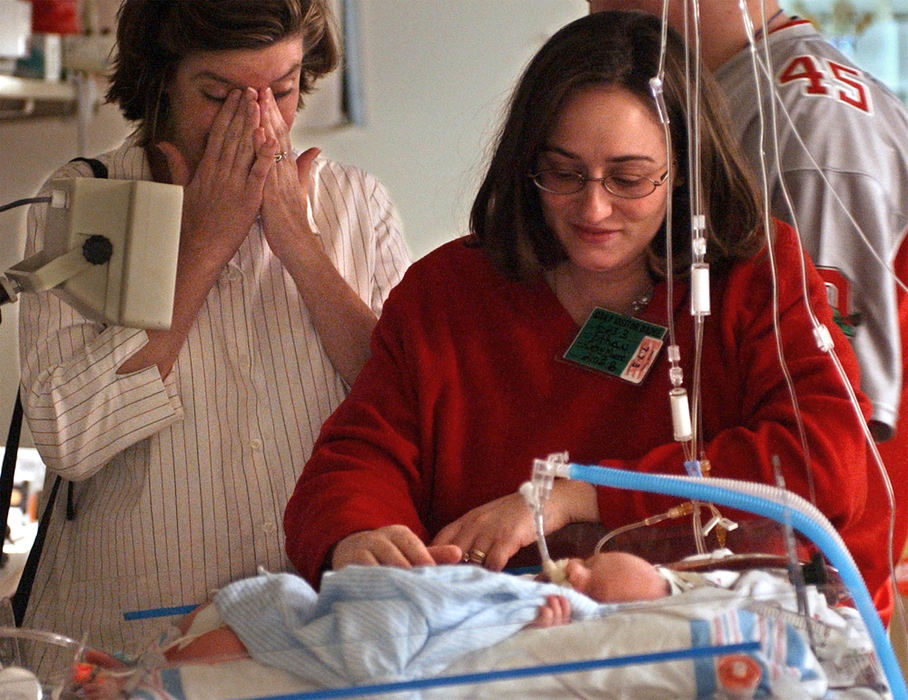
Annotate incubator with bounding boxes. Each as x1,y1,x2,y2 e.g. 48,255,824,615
0,467,897,699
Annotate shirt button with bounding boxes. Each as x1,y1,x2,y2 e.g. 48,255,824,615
263,521,277,534
249,438,263,451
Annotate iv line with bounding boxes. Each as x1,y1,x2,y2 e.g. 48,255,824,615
741,0,904,635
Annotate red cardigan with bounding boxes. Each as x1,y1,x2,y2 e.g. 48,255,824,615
285,222,881,593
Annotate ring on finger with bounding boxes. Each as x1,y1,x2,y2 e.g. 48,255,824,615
466,548,487,565
274,151,288,163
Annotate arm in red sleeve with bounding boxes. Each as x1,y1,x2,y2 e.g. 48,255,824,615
284,285,429,585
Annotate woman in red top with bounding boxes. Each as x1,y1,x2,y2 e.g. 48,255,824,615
285,11,881,595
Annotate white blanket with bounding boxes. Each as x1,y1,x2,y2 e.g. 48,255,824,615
213,564,613,687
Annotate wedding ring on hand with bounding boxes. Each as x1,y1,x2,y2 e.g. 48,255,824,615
464,548,487,565
274,152,287,163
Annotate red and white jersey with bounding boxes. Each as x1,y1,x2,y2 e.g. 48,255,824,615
716,18,908,439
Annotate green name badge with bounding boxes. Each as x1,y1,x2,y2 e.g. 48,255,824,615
563,307,667,384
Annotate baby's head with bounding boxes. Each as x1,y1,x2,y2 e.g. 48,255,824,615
559,551,669,603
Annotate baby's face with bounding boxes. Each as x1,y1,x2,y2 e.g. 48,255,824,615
560,552,668,603
561,556,601,597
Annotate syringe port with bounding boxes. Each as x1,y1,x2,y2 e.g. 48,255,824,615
670,387,692,442
812,324,834,352
648,76,670,124
690,263,711,317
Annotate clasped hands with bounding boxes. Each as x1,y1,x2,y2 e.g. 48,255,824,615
157,86,318,266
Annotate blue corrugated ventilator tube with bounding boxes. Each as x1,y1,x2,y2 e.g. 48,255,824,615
562,462,907,700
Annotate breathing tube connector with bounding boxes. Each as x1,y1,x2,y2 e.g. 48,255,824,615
649,76,670,125
520,453,573,586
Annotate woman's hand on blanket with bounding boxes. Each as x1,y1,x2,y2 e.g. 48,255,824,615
528,594,572,629
432,480,600,571
332,524,463,570
431,492,540,570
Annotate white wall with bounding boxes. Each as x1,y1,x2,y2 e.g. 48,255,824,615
300,0,586,258
0,0,587,446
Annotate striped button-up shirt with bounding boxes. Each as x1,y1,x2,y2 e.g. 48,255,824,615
17,138,411,662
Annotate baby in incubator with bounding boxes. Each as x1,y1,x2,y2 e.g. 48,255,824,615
65,549,856,699
69,551,673,696
165,550,670,664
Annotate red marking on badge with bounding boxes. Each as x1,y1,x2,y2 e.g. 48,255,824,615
621,335,663,384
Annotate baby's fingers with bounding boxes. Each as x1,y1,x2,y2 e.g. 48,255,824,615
539,595,571,627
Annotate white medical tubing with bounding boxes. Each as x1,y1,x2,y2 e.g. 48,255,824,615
750,10,903,635
519,482,552,564
649,75,691,459
741,1,901,630
737,0,819,515
522,453,570,576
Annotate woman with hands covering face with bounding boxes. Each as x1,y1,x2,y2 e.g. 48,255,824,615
285,11,882,604
132,31,376,384
18,0,409,668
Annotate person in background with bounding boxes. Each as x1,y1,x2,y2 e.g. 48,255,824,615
283,11,882,609
18,0,410,667
588,0,908,615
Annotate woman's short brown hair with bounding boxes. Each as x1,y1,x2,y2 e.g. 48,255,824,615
106,0,339,146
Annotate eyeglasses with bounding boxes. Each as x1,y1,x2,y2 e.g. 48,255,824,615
529,168,669,199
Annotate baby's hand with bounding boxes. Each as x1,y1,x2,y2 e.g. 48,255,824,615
528,594,571,628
